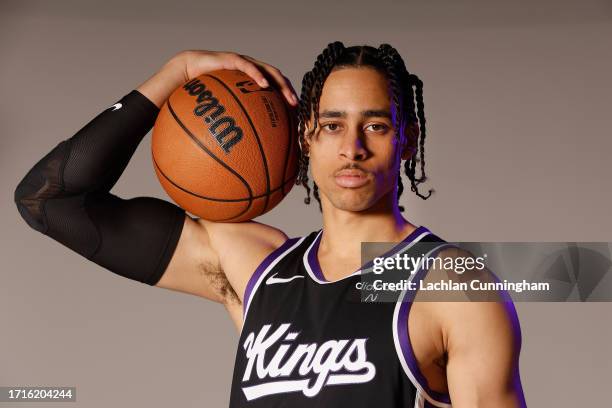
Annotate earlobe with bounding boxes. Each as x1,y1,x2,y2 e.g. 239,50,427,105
301,118,317,157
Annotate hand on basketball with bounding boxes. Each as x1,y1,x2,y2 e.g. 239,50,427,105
176,50,299,106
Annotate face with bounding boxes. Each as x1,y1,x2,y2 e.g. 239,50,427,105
304,67,417,212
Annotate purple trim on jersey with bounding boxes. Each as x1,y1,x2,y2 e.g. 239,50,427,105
424,400,438,408
307,230,326,281
308,225,430,282
242,237,300,315
397,244,452,405
362,226,431,271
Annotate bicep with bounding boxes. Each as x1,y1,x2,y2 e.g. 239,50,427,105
155,215,228,303
424,247,525,406
156,218,288,309
443,300,525,407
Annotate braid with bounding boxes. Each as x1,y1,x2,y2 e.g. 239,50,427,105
377,44,433,203
411,75,426,181
296,41,346,208
297,42,433,211
297,71,314,204
313,183,322,212
408,74,433,199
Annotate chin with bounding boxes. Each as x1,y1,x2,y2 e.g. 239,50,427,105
328,188,378,212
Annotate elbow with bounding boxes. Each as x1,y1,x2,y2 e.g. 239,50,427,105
14,174,48,233
14,140,70,233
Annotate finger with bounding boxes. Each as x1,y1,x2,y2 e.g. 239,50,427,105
282,74,300,105
224,54,269,88
243,56,298,106
261,65,298,106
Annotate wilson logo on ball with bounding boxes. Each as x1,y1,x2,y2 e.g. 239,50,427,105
183,78,243,154
152,70,298,223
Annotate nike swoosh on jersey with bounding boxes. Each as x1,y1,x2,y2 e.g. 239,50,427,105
110,103,122,111
266,273,304,285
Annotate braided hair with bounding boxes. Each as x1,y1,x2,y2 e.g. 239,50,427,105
296,42,433,212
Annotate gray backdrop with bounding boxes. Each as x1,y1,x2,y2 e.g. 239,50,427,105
1,0,611,406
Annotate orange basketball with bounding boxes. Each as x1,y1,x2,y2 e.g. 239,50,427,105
151,70,299,222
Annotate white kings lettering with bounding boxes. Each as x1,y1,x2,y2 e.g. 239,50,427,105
182,78,243,154
241,323,376,400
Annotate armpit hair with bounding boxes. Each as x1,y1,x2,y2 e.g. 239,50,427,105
198,260,241,305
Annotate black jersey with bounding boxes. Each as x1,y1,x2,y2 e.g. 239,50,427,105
229,225,453,408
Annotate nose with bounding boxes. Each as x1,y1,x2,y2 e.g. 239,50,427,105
338,127,367,161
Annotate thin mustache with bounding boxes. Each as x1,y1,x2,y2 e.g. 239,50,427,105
334,164,369,176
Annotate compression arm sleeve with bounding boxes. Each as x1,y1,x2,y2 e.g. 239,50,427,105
14,90,186,285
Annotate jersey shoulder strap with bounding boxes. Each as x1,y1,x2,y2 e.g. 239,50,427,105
242,232,316,317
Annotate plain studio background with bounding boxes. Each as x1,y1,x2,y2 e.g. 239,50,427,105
1,0,611,406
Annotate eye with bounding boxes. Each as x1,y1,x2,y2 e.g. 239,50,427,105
321,123,340,132
366,123,389,133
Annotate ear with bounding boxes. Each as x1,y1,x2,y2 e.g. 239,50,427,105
300,123,312,157
400,121,419,161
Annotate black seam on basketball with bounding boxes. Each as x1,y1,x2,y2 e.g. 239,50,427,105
153,153,295,202
204,74,271,212
152,156,248,222
181,172,294,223
167,99,253,216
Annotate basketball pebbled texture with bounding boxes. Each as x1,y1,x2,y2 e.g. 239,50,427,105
152,70,298,222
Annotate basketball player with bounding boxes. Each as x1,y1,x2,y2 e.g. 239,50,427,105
14,43,526,407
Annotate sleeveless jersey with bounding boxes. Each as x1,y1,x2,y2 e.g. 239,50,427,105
229,225,453,408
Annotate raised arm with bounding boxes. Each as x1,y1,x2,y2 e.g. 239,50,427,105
14,51,297,311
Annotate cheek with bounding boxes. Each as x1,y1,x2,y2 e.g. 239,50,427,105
308,149,334,182
310,136,338,161
372,138,401,170
311,133,338,151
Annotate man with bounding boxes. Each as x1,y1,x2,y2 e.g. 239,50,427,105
14,42,526,407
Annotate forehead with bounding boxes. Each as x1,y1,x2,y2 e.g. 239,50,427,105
318,67,392,112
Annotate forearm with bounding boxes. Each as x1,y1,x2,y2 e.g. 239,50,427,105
14,82,186,285
137,56,187,108
14,89,161,227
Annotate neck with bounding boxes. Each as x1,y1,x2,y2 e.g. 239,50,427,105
318,192,417,259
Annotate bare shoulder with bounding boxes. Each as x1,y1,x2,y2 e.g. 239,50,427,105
415,245,522,354
201,218,288,251
199,218,289,302
408,246,522,397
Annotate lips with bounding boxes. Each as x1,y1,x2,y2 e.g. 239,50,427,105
334,169,370,188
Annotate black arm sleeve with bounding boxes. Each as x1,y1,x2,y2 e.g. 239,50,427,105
14,90,186,286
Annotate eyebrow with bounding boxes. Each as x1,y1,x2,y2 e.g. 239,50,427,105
319,109,392,119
